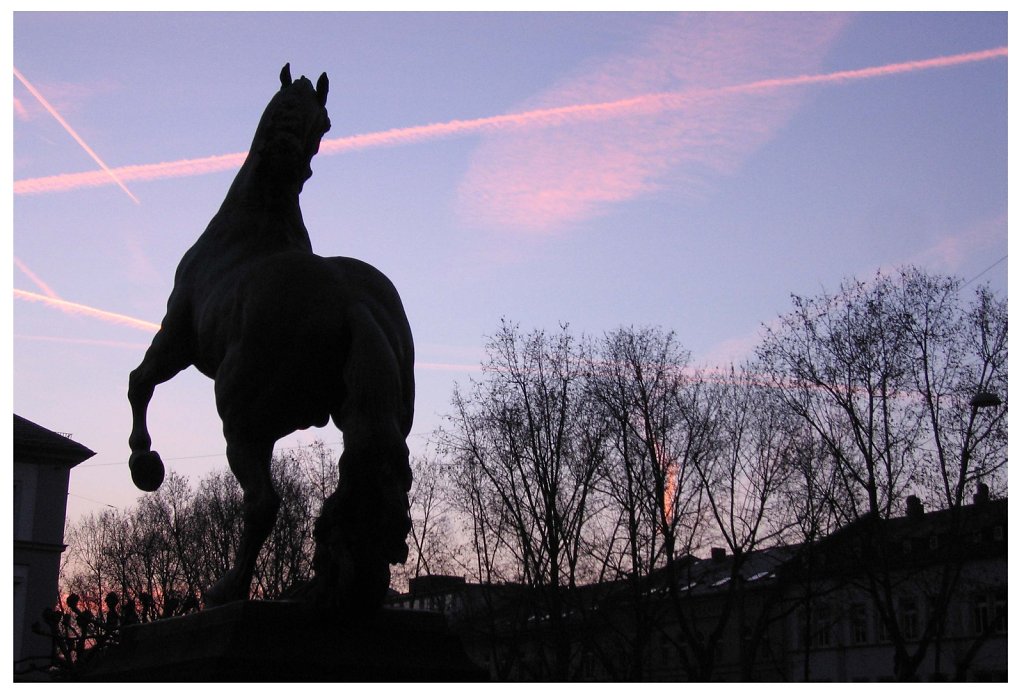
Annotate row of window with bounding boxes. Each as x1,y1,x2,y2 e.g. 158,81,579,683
391,592,462,613
807,592,1007,648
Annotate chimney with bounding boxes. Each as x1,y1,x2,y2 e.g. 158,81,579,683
710,547,726,562
906,495,924,519
974,483,990,505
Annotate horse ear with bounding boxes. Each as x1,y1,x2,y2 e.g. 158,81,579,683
280,63,292,88
316,72,329,107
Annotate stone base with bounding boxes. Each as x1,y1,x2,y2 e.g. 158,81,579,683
79,601,487,682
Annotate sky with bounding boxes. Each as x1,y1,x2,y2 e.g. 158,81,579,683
9,10,1009,524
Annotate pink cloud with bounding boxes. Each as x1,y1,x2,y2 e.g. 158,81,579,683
13,96,30,121
909,214,1008,271
698,331,766,369
701,211,1009,369
456,17,1004,234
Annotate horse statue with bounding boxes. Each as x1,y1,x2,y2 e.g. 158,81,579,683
127,64,414,614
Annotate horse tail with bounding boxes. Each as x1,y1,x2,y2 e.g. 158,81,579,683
331,302,414,561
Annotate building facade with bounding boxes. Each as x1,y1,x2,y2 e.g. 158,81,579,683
13,415,94,680
386,493,1007,682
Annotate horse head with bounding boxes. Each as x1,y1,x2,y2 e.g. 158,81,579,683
249,63,332,191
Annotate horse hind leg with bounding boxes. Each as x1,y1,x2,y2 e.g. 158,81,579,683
203,438,279,606
311,309,412,615
312,428,411,615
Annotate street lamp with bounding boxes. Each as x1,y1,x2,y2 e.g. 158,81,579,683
958,391,1002,507
970,391,1002,409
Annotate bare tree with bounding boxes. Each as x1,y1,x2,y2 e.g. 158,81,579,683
436,321,608,679
391,457,464,590
756,267,1008,680
585,326,709,678
60,444,353,615
682,366,804,679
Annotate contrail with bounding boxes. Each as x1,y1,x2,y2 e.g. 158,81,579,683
14,47,1006,197
12,287,485,368
12,296,483,371
13,66,141,204
14,257,61,299
14,288,160,332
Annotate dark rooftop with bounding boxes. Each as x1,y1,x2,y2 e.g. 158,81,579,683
13,414,95,467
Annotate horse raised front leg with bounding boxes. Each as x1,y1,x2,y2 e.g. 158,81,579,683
128,328,193,491
204,439,279,607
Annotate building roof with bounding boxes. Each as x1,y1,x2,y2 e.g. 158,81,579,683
13,414,95,468
779,494,1008,581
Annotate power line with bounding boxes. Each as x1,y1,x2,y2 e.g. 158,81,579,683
67,492,117,509
961,254,1008,289
77,430,434,469
75,437,368,469
76,451,234,468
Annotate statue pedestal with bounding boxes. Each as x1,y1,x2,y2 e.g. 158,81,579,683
80,601,487,682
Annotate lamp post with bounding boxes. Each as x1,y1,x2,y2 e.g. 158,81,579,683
928,390,1003,681
957,391,1002,507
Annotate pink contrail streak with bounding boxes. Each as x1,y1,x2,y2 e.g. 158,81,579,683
14,47,1006,197
13,66,140,204
12,289,483,367
14,288,160,333
14,257,61,299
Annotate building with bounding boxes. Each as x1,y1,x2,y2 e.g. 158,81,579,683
386,492,1007,681
779,492,1008,682
13,415,95,680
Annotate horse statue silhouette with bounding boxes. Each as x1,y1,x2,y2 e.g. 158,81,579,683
127,65,414,614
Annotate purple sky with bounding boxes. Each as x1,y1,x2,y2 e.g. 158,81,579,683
10,11,1008,522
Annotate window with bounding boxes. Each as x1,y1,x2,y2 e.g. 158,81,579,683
581,651,595,679
899,597,919,639
973,592,1007,635
811,605,833,648
13,480,22,533
876,611,890,643
656,633,672,665
972,594,989,635
850,603,868,645
994,597,1007,634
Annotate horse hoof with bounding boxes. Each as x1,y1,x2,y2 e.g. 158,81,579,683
129,450,165,491
203,585,227,608
204,573,246,608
